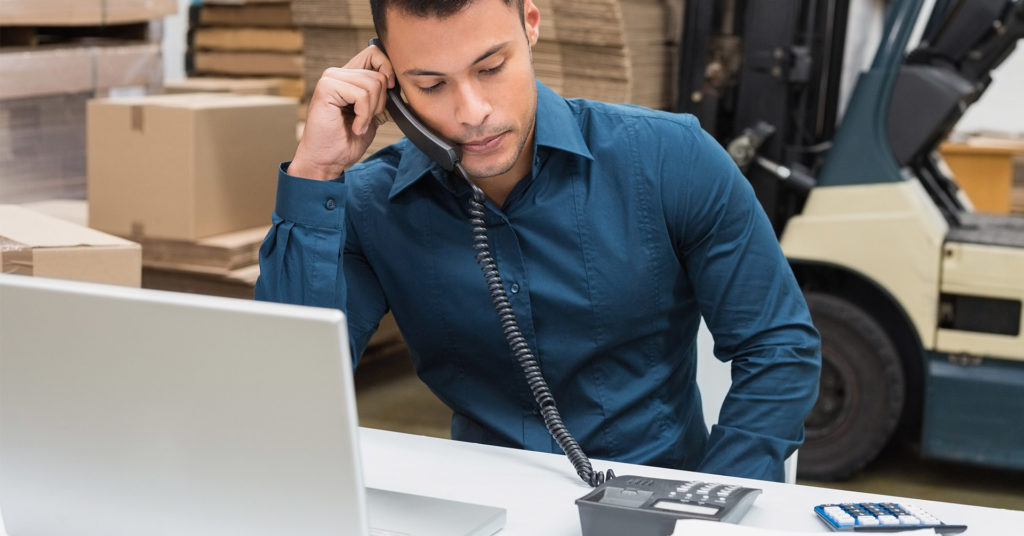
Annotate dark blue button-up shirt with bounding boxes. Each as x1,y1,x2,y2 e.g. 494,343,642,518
256,81,820,482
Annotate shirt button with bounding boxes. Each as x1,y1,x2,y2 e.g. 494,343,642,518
324,197,337,210
510,283,520,294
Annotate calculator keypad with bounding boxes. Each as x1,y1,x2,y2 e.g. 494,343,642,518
814,502,966,533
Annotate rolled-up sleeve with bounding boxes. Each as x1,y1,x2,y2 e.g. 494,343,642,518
662,123,822,481
255,163,388,364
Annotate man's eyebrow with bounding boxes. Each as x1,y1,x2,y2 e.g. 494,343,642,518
403,41,511,77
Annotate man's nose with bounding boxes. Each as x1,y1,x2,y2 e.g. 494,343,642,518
454,81,492,127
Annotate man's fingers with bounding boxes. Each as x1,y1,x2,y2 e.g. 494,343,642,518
344,44,395,88
316,70,389,134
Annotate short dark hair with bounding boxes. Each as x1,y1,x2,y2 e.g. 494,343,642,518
370,0,524,40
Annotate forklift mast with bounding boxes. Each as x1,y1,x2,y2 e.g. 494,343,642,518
677,0,851,233
678,0,1024,234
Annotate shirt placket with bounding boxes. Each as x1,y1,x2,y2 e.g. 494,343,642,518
478,201,552,450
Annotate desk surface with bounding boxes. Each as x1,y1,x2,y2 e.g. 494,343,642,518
360,427,1023,535
1,427,1019,535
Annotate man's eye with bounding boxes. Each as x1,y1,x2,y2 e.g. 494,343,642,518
482,62,505,75
419,81,444,94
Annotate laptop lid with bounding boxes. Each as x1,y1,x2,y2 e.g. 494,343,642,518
0,274,368,536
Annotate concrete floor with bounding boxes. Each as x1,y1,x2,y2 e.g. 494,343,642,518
354,349,1024,512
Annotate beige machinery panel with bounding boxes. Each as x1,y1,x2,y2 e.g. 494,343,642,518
780,180,948,350
938,242,1024,362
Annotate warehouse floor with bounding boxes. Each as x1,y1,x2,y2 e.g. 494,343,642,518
354,348,1024,512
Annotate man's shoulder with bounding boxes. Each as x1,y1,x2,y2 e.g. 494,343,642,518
346,141,404,179
565,97,701,135
342,139,416,194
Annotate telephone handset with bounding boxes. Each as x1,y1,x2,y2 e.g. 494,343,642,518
367,37,614,488
368,38,471,187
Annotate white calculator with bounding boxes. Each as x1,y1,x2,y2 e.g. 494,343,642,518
814,502,967,533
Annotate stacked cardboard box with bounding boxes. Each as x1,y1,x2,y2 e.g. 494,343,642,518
0,0,172,203
188,0,304,98
0,204,141,287
291,0,681,160
87,92,298,241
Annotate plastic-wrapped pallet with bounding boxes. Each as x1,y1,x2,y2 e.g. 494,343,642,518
0,2,169,203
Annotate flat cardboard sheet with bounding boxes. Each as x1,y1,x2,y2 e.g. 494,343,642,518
0,43,162,100
0,0,177,25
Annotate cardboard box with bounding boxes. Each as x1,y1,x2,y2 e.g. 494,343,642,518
0,0,176,25
0,205,141,287
940,139,1024,215
87,93,298,241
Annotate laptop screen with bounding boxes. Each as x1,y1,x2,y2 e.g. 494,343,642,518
0,274,368,536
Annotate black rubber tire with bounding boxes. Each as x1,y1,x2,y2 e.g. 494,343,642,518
798,292,905,481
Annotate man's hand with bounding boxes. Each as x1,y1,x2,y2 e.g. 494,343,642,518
288,45,395,181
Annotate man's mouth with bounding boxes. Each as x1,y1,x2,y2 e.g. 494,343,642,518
459,132,508,154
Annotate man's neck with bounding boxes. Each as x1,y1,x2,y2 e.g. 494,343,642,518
472,128,536,208
473,172,524,208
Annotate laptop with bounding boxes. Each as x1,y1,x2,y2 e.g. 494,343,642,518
0,274,504,536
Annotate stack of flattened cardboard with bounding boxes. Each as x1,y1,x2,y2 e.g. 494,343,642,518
292,0,680,161
0,0,172,203
189,0,304,98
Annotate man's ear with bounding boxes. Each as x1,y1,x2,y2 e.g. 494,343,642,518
523,0,541,46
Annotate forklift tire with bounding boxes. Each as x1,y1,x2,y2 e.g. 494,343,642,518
798,292,905,481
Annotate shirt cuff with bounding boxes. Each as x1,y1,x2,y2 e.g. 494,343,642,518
274,161,347,229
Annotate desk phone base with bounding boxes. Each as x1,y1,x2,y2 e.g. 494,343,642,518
575,475,761,536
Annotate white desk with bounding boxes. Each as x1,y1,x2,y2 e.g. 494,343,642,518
360,427,1023,535
1,427,1019,535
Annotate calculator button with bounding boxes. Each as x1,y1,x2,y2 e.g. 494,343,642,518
899,515,921,525
856,516,880,526
886,504,909,515
834,516,856,527
877,515,900,525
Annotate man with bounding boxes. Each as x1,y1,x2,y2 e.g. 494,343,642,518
256,0,821,482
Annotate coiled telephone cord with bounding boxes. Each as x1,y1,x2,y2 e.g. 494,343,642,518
457,163,615,488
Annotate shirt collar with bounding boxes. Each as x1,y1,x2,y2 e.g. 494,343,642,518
388,80,593,201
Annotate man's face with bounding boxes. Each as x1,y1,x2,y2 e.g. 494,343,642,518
383,0,540,181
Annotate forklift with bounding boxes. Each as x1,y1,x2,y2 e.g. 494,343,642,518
677,0,1024,480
